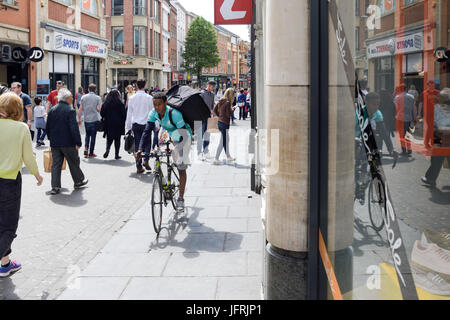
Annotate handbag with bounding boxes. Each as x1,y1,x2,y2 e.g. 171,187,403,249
443,157,449,169
207,117,220,133
43,150,66,173
124,131,135,154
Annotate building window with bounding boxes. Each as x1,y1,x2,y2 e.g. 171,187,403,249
80,0,97,15
355,0,360,16
154,0,161,24
154,31,160,59
2,0,16,5
355,27,360,51
134,0,146,16
134,26,147,56
112,0,123,16
81,56,100,93
112,27,124,53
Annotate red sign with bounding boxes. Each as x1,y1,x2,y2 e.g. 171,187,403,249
214,0,252,25
178,74,185,80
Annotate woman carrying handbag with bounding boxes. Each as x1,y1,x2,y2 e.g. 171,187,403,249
212,88,237,165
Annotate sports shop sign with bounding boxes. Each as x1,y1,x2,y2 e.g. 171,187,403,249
53,32,107,59
367,32,423,59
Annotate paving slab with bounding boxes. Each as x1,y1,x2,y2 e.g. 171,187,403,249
224,232,262,252
58,277,130,300
216,276,262,300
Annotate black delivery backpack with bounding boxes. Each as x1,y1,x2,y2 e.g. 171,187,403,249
166,85,211,133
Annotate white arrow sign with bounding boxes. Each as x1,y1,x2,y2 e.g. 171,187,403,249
220,0,246,20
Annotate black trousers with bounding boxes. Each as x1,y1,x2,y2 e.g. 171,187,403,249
106,136,121,157
0,173,21,258
51,147,85,189
425,156,450,184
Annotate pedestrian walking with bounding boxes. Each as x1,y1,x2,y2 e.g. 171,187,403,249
421,88,450,187
124,85,135,108
10,82,34,141
78,83,102,158
125,79,154,174
379,89,396,137
34,97,47,147
198,80,217,160
75,87,84,110
394,84,417,156
213,88,237,165
100,89,127,160
246,88,252,117
237,89,247,120
46,88,88,195
0,92,43,277
46,80,65,113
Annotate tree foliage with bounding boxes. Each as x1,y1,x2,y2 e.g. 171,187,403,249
182,17,220,86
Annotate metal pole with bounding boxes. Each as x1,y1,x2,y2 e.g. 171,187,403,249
250,0,257,192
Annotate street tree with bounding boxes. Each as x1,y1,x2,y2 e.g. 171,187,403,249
182,17,220,87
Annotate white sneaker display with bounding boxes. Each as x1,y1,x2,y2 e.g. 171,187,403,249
422,229,450,252
411,240,450,276
412,266,450,296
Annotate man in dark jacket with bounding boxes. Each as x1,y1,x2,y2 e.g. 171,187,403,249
197,80,217,160
46,88,88,194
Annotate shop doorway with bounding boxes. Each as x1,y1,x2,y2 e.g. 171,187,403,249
0,62,29,94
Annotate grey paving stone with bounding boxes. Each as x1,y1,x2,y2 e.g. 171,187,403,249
57,277,130,300
150,232,226,253
83,253,170,277
100,234,155,253
117,220,156,235
224,232,262,252
185,187,233,197
247,252,263,276
120,277,217,300
247,218,263,232
228,206,261,218
184,218,248,234
216,276,262,300
196,196,255,207
190,206,229,219
163,253,247,277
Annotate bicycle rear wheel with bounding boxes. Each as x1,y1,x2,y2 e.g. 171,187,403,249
368,176,386,232
151,175,163,234
169,167,181,211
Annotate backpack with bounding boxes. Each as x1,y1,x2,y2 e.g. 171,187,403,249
166,85,211,134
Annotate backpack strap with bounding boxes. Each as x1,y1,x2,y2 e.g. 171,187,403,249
168,108,176,128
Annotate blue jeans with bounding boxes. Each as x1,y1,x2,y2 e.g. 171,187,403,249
216,121,231,159
196,120,210,154
84,121,99,154
37,128,46,142
133,123,150,169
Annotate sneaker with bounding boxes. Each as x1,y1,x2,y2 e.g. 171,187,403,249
201,153,207,161
0,260,22,277
227,156,236,163
50,188,60,195
411,240,450,276
176,198,185,212
103,151,109,159
74,180,88,189
421,176,436,187
136,168,145,174
143,161,151,171
213,159,221,165
115,156,122,160
412,266,450,296
422,229,450,251
84,149,88,156
88,153,97,158
40,141,45,146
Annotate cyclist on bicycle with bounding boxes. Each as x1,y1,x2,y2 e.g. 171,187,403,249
137,92,192,212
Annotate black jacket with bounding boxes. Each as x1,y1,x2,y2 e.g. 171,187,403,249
46,101,82,148
100,100,127,138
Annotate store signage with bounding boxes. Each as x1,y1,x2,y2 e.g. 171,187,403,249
214,0,252,25
12,47,28,62
54,32,107,58
434,47,449,62
178,74,184,80
36,79,50,97
368,33,423,59
28,47,44,62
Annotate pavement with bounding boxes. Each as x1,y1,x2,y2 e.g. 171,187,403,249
0,114,262,300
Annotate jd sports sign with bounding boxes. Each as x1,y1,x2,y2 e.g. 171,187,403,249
12,47,45,63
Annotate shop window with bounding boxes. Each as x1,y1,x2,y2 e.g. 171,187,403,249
80,0,97,15
154,0,161,24
112,27,124,53
81,56,99,93
112,0,123,16
154,31,161,59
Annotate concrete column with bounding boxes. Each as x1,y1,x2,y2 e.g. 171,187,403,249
263,0,310,300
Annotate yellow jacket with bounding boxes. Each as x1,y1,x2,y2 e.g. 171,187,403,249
0,119,39,180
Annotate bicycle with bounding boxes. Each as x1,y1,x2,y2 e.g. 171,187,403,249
354,137,398,232
142,140,180,234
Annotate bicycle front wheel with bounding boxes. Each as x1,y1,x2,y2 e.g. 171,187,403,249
151,175,163,234
368,176,386,232
169,167,181,211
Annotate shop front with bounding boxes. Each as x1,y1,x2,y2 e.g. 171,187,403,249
310,0,450,300
0,42,30,93
40,25,108,96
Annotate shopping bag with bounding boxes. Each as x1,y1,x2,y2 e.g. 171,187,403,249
43,150,66,173
207,117,220,133
124,131,135,154
444,157,450,170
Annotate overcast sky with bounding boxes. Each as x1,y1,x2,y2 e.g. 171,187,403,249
176,0,250,41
